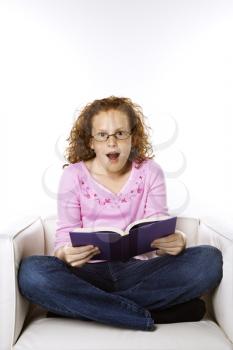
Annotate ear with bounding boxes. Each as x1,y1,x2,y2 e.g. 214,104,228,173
89,137,94,150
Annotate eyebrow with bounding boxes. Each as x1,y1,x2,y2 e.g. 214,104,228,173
97,127,126,132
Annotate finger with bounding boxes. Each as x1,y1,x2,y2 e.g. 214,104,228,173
151,238,177,247
157,232,185,244
68,251,97,266
153,241,183,249
153,234,179,244
66,247,99,264
164,247,183,255
65,245,96,255
156,249,167,256
70,251,99,267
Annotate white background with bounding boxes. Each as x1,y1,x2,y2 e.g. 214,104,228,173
1,0,232,229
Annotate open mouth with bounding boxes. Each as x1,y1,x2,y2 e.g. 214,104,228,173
106,152,120,160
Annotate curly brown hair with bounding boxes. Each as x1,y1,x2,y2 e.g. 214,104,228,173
62,95,155,169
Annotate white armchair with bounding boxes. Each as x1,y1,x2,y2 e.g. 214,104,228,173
1,215,233,350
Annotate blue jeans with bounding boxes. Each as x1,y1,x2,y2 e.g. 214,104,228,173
18,245,223,331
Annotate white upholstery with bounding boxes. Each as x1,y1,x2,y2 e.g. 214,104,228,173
0,215,233,350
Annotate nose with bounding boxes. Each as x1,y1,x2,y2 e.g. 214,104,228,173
107,134,118,145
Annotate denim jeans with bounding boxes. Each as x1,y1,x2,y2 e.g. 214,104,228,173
18,245,223,331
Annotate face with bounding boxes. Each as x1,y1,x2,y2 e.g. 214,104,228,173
89,109,133,175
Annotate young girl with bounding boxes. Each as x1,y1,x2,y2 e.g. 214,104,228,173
18,96,223,331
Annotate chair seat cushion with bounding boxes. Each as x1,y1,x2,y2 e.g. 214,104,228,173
14,310,233,350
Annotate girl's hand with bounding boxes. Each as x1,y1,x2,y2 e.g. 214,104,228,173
54,244,100,267
150,230,186,256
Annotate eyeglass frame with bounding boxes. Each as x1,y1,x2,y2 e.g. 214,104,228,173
90,126,136,142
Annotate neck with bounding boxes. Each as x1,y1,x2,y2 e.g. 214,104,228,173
91,158,132,178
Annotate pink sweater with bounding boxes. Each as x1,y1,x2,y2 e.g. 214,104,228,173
54,158,169,262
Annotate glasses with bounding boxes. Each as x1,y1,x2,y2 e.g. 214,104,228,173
91,128,135,142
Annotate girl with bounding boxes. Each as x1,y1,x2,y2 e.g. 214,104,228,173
18,96,223,331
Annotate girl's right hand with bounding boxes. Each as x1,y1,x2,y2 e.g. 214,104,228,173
54,244,100,268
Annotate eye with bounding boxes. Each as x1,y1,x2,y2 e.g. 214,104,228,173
116,131,123,136
98,132,107,137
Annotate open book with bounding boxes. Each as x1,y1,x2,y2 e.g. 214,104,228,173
69,215,177,261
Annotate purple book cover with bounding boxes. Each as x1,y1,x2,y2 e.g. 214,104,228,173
69,216,177,261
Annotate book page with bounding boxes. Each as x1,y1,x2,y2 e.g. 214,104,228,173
71,226,125,236
125,215,172,234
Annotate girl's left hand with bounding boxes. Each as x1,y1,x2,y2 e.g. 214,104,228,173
150,230,186,256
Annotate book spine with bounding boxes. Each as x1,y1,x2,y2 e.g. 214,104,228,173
120,235,130,261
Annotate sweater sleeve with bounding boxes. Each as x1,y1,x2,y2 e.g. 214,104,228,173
143,161,169,218
54,165,82,254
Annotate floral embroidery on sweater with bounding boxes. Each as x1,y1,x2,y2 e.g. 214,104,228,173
79,168,146,207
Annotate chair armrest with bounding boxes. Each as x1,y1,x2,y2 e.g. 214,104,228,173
0,216,45,350
198,216,233,344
